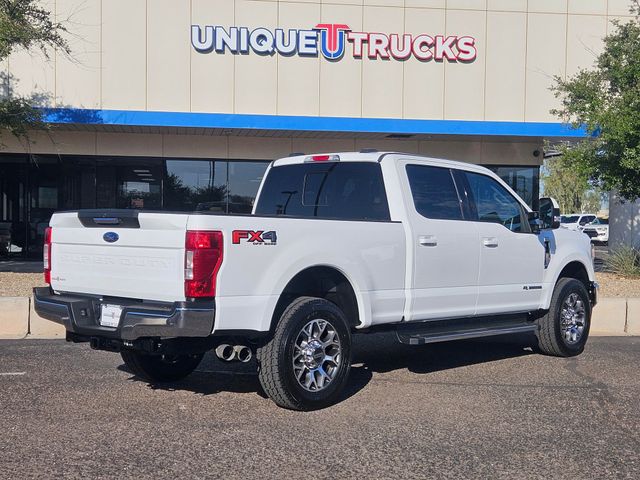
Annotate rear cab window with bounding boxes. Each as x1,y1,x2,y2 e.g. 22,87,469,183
255,161,391,221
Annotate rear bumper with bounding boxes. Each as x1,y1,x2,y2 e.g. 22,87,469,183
584,230,608,242
33,287,215,341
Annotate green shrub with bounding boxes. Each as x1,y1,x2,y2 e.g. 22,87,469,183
606,246,640,277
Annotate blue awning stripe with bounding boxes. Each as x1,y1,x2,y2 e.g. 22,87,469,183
41,108,587,138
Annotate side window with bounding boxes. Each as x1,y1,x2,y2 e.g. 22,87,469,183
464,171,527,233
579,215,595,226
406,165,463,220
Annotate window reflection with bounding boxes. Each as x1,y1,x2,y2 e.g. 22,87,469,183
165,160,228,212
228,162,268,213
406,165,463,220
487,166,539,210
0,154,271,257
465,171,525,232
96,158,163,210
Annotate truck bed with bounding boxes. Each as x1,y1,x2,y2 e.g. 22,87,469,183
48,209,407,332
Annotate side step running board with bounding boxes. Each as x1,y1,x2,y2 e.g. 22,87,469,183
396,316,538,346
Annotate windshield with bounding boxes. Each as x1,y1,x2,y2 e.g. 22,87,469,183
561,215,580,223
591,218,608,225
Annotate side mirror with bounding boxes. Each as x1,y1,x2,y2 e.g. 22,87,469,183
528,211,541,234
539,197,561,230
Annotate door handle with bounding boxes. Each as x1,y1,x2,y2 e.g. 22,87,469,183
482,237,499,248
419,235,438,247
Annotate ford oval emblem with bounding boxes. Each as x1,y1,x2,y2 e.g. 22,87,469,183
103,232,119,243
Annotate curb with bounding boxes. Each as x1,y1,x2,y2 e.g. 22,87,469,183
0,297,30,339
590,298,628,336
0,296,638,339
0,296,65,340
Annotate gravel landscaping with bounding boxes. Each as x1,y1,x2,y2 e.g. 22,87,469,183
595,272,640,298
0,273,45,297
1,270,639,299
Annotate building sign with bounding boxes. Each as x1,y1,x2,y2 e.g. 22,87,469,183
191,24,476,62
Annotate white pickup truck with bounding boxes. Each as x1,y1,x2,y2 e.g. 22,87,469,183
35,152,598,410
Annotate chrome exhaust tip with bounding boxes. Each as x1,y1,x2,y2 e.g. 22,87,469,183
215,344,236,362
234,345,252,363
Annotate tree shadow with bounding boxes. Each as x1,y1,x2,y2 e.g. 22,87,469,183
1,70,52,107
0,70,103,126
118,332,536,406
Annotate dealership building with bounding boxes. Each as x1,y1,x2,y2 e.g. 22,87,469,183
0,0,635,256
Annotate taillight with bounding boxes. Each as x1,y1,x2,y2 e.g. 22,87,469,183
184,230,223,298
43,227,52,284
305,154,340,162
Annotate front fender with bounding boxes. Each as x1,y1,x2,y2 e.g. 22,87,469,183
539,228,595,310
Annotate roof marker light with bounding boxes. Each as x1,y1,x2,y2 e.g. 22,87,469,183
305,154,340,162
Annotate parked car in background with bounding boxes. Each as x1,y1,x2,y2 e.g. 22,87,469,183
560,214,597,231
581,218,609,244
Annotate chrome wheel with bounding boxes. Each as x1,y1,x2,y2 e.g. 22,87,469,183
293,319,341,392
560,293,586,345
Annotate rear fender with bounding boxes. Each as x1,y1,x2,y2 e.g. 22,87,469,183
263,260,372,331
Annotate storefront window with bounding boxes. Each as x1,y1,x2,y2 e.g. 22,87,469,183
61,157,97,210
0,155,28,256
228,162,269,213
96,158,163,210
29,156,62,255
165,160,267,213
165,160,227,212
2,154,272,256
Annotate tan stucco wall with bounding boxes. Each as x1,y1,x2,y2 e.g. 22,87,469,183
3,0,635,124
0,130,541,166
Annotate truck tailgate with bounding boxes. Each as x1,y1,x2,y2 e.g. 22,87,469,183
49,211,189,302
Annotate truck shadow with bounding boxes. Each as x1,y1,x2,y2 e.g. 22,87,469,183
351,331,536,376
119,359,268,398
119,332,537,405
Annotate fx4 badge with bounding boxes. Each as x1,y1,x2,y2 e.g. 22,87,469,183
232,230,277,245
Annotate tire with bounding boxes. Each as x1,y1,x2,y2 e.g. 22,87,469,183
536,278,591,357
256,296,352,411
120,350,203,382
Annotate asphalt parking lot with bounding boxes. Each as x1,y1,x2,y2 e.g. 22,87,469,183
1,334,638,479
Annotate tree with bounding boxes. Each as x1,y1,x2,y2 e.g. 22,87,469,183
542,155,603,214
0,0,69,139
552,1,640,201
